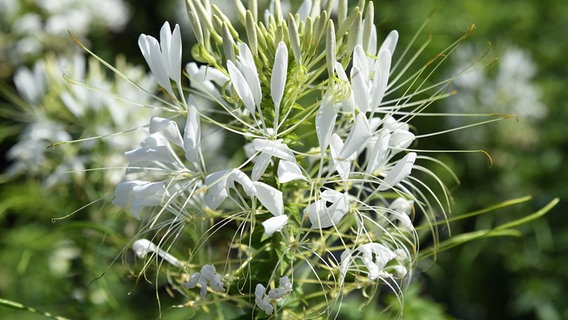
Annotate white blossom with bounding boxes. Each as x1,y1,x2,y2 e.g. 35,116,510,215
138,22,182,97
184,264,225,299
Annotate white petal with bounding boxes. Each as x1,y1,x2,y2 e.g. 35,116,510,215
204,170,230,210
252,139,295,161
340,250,352,277
255,283,266,301
149,117,184,148
132,239,156,258
368,243,397,270
252,152,272,181
262,215,288,237
210,273,225,292
334,62,355,112
184,272,200,288
389,128,415,151
365,129,391,175
309,192,348,229
159,21,172,54
389,197,414,215
200,264,216,282
138,34,173,95
379,30,399,56
352,45,369,80
271,41,288,111
227,60,256,113
113,180,166,219
306,199,336,229
315,94,337,152
330,134,350,181
304,200,320,229
340,113,372,159
351,67,369,112
277,160,306,183
228,169,256,197
379,152,416,191
253,181,284,216
184,100,201,163
320,189,343,202
370,50,391,109
236,43,262,106
279,276,292,291
368,24,377,55
268,287,286,300
199,277,208,299
160,22,181,85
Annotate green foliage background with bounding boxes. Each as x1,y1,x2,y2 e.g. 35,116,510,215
1,0,566,319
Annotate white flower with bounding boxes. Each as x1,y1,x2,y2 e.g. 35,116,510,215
262,215,288,237
255,283,274,314
388,198,415,231
13,62,46,104
184,264,225,299
268,276,293,299
132,239,181,268
112,180,166,219
341,243,404,281
277,160,306,183
255,276,292,314
113,104,203,218
185,62,228,100
227,43,261,114
204,168,287,237
378,152,416,191
138,21,182,97
306,190,349,229
250,138,303,182
351,31,398,112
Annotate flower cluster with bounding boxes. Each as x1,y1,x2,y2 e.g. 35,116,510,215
0,0,130,76
445,44,546,149
5,53,154,189
110,0,461,317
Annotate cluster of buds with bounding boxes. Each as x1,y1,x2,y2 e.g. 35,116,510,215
110,0,462,317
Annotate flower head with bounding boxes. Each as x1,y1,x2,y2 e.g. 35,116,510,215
100,0,475,317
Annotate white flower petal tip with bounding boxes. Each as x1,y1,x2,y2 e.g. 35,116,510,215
378,152,417,191
262,215,288,237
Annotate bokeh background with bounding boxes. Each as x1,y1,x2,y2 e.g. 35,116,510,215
0,0,566,319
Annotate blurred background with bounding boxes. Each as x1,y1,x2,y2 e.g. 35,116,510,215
0,0,566,319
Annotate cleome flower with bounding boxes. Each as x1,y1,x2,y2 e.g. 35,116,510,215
103,0,478,318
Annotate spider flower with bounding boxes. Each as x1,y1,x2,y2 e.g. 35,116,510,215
106,0,471,317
